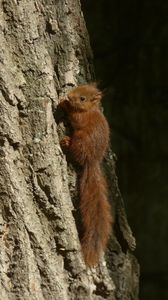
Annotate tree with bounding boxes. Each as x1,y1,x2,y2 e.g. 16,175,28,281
0,0,139,299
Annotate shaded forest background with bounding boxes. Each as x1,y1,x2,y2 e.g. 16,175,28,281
81,1,168,299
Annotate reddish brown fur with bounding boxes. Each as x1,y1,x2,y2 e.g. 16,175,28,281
60,84,112,266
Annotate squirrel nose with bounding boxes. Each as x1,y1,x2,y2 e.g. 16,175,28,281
67,94,72,101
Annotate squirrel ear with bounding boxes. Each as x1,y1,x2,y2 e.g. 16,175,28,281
92,91,102,102
90,81,97,88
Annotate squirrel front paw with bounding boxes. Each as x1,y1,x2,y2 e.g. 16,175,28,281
60,136,71,148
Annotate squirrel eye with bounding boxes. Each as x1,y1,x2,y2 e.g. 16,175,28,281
80,96,86,101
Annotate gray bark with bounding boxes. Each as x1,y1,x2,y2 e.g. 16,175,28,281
0,0,139,299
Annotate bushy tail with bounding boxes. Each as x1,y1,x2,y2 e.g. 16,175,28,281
80,162,112,266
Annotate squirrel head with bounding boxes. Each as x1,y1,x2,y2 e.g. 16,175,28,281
67,83,102,111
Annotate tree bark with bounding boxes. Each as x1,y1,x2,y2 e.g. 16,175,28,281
0,0,139,299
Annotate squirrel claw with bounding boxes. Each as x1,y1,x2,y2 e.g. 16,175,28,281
60,136,71,148
59,97,66,103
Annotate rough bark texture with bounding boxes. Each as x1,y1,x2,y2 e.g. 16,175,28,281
0,1,139,299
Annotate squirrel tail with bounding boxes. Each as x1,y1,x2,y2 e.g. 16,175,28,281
80,162,112,266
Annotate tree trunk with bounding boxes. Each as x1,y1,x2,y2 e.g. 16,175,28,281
0,0,139,299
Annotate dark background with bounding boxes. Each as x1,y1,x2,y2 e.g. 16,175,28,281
81,1,168,299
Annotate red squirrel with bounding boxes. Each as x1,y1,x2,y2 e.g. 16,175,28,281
60,83,112,266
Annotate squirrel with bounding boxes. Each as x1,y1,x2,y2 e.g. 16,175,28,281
60,83,112,267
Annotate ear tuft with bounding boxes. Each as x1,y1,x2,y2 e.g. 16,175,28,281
90,81,97,87
92,91,102,102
